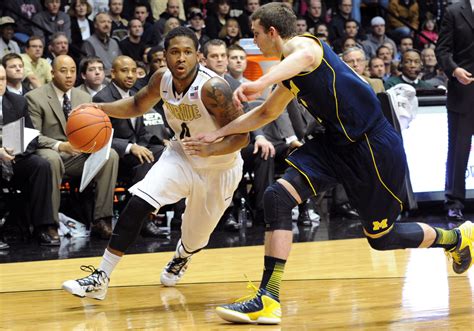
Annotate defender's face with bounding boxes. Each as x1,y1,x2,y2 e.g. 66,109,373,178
252,19,275,57
165,36,198,81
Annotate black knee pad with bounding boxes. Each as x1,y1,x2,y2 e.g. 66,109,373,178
263,182,298,231
109,196,156,252
366,222,424,251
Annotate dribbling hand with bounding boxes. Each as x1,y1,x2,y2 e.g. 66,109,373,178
181,138,213,157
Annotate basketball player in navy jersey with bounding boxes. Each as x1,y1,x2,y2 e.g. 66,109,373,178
61,27,249,299
186,3,474,324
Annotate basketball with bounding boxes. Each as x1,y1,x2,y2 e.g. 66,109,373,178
66,106,113,153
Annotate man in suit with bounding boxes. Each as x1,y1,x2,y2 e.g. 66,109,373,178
26,55,119,239
436,0,474,222
0,64,58,246
93,56,165,237
2,53,31,96
77,56,106,97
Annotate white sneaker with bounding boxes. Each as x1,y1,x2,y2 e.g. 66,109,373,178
62,265,109,300
160,256,191,287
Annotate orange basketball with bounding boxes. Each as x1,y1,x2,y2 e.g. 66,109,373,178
66,106,113,153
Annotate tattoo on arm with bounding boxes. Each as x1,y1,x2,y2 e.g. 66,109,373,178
204,78,242,124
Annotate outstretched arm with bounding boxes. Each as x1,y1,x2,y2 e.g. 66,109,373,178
77,68,167,119
233,37,322,107
183,77,249,157
196,84,295,144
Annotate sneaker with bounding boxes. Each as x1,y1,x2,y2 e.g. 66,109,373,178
62,265,109,300
160,256,191,287
216,288,282,324
447,221,474,274
446,208,466,222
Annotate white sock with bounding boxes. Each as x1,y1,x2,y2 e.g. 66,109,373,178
99,249,122,278
175,239,192,258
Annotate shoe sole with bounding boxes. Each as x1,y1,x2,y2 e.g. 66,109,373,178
215,307,281,325
62,282,106,300
160,272,179,287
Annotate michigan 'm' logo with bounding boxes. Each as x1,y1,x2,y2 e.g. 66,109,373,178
372,219,388,231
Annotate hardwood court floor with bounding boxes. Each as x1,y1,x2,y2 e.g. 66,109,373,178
1,239,474,330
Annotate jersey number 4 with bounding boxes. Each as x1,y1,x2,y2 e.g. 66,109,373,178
180,122,191,139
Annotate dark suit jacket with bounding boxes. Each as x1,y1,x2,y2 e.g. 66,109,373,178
436,0,474,113
71,17,95,47
93,83,150,158
2,91,38,156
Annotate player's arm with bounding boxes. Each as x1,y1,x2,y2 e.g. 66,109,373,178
183,77,249,157
234,37,322,105
95,68,166,119
196,84,295,144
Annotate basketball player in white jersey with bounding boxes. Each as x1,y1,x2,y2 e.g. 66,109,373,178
62,27,249,300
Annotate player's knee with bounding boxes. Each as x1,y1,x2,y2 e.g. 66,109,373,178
263,182,298,231
366,234,393,251
366,222,424,250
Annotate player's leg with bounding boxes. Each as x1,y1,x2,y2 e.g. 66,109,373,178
62,148,190,299
161,159,243,286
216,167,324,324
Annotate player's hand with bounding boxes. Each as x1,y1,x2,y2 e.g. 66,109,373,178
254,136,275,160
182,139,212,157
187,131,220,144
130,144,154,164
287,140,303,156
233,81,265,109
0,147,15,162
59,142,81,155
71,103,102,115
453,67,474,85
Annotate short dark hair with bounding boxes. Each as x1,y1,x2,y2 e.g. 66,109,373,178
227,43,245,54
344,19,359,29
2,52,23,67
251,2,296,39
79,56,104,74
201,39,226,58
147,45,164,63
26,35,43,48
368,56,383,68
164,26,199,51
376,44,391,56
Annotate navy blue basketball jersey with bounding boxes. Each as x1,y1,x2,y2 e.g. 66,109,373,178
281,34,385,145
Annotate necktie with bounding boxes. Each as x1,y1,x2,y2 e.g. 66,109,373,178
63,93,72,119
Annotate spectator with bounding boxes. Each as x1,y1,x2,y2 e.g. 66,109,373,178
296,16,309,34
384,49,434,90
330,0,353,41
0,17,21,59
227,44,248,82
237,0,260,38
396,36,413,61
0,64,59,246
387,0,419,41
153,0,185,37
341,36,358,52
304,0,327,33
82,12,122,76
205,0,231,40
26,55,119,239
109,0,128,41
2,0,42,39
20,36,52,88
186,10,210,50
352,0,388,25
119,19,146,62
46,32,69,63
368,56,386,80
77,56,106,96
2,53,31,95
69,0,94,50
418,16,438,48
133,2,154,45
342,47,385,93
313,23,330,40
420,47,447,88
362,16,397,59
32,0,71,46
332,19,363,54
376,45,394,80
149,0,186,22
218,18,242,47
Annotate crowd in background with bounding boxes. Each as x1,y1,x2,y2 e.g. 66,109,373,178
0,0,453,250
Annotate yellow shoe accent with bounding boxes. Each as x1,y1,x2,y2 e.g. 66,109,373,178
216,288,282,325
447,221,474,274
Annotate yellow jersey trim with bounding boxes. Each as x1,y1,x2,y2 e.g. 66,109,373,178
285,159,317,196
364,223,394,239
294,34,324,76
364,133,404,211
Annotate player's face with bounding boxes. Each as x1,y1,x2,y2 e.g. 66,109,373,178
165,36,198,81
53,56,77,92
252,19,276,57
112,57,137,90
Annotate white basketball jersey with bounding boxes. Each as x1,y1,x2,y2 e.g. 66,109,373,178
160,65,240,169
